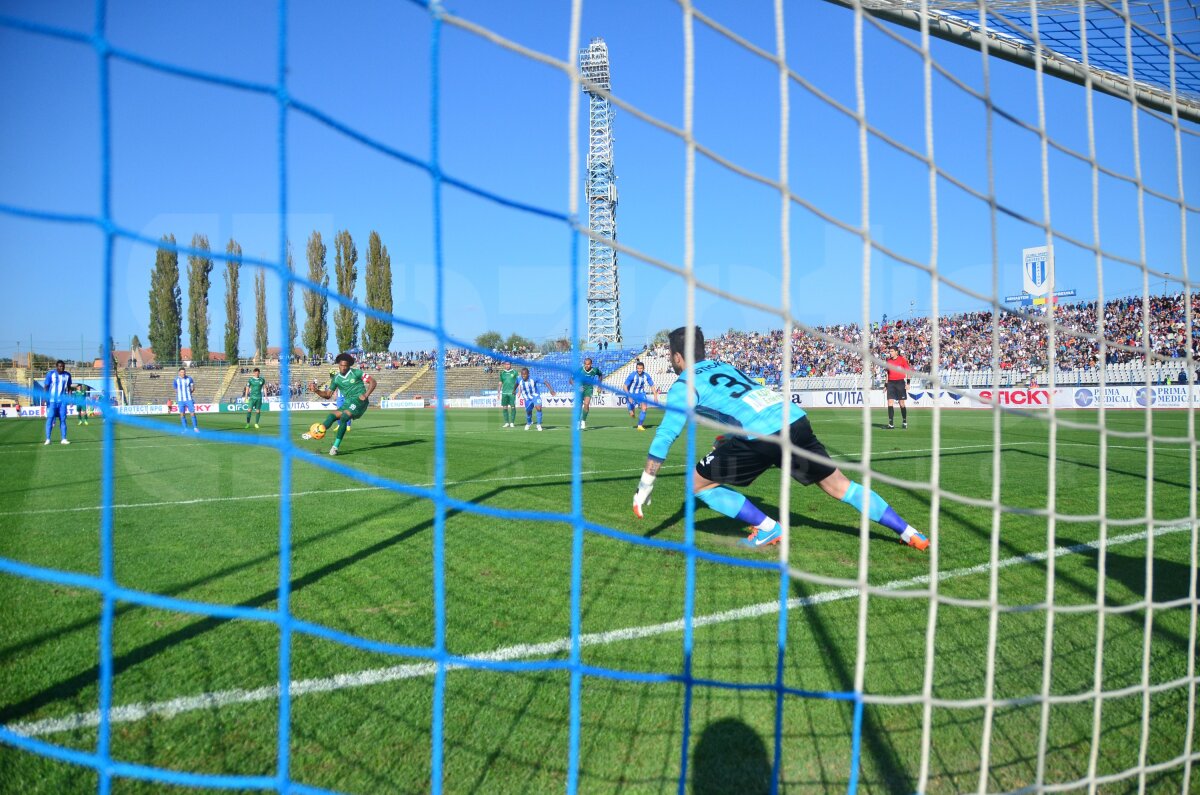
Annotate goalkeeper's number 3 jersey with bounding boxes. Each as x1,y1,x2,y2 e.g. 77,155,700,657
647,359,804,461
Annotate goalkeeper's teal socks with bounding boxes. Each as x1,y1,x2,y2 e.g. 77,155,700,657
841,481,909,535
697,486,772,526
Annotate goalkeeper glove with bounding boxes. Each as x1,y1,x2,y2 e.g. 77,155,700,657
633,472,656,518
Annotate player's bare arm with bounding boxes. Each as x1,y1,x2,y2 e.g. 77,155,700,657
364,375,377,400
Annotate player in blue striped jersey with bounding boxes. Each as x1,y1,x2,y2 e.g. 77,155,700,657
623,361,658,431
42,360,72,445
173,368,199,433
632,327,928,551
515,367,555,431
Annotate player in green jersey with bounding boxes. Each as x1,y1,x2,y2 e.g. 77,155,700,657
74,385,90,425
497,360,520,428
328,367,352,431
568,357,603,430
244,367,266,428
304,353,376,455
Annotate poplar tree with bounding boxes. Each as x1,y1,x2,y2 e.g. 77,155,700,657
186,234,214,364
285,242,298,360
254,269,268,362
333,230,358,353
303,231,329,358
148,233,182,364
362,230,394,353
223,239,242,364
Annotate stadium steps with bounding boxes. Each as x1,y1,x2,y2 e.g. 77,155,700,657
110,368,127,405
213,365,239,403
390,367,495,400
219,363,421,403
389,364,430,399
359,367,422,399
122,367,227,405
0,367,28,406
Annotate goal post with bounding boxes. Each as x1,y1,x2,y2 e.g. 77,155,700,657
823,0,1200,124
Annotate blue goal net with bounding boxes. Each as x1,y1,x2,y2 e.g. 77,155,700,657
1,1,1198,793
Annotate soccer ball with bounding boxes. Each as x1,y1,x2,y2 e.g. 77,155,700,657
308,422,326,439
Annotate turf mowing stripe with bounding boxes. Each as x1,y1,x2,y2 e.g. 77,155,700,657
7,521,1192,739
0,440,1078,518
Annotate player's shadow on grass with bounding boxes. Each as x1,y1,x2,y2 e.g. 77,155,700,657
1007,447,1193,491
788,577,914,794
1063,540,1196,655
643,505,896,547
0,503,444,726
692,717,771,795
332,438,424,455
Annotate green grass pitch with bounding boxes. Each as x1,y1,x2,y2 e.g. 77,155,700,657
0,406,1196,793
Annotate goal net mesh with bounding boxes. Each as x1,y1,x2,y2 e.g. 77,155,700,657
0,0,1196,793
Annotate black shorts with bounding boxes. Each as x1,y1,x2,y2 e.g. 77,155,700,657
695,416,836,488
886,380,908,401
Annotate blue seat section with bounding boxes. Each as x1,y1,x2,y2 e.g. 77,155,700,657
532,349,644,393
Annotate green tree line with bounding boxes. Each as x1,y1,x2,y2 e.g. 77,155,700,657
145,229,400,364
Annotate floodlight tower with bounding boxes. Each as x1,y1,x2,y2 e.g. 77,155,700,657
579,38,621,347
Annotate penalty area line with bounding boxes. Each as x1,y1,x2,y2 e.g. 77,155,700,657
5,521,1192,739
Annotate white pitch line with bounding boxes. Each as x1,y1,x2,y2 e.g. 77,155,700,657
0,465,677,518
6,521,1192,739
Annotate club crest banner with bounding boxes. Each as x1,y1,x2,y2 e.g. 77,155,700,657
1023,246,1053,297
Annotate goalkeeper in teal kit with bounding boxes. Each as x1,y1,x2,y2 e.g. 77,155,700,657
632,327,929,550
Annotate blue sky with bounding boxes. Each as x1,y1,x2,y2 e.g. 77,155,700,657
1,0,1196,361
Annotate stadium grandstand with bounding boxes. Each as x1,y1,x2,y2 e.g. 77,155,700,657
10,292,1196,409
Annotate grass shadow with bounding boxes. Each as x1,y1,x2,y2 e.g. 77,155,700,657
333,439,424,455
0,502,435,726
692,717,771,794
789,577,913,794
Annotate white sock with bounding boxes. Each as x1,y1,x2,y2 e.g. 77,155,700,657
757,517,778,533
899,526,917,543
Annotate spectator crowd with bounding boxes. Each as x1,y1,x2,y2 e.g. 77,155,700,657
708,293,1200,384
